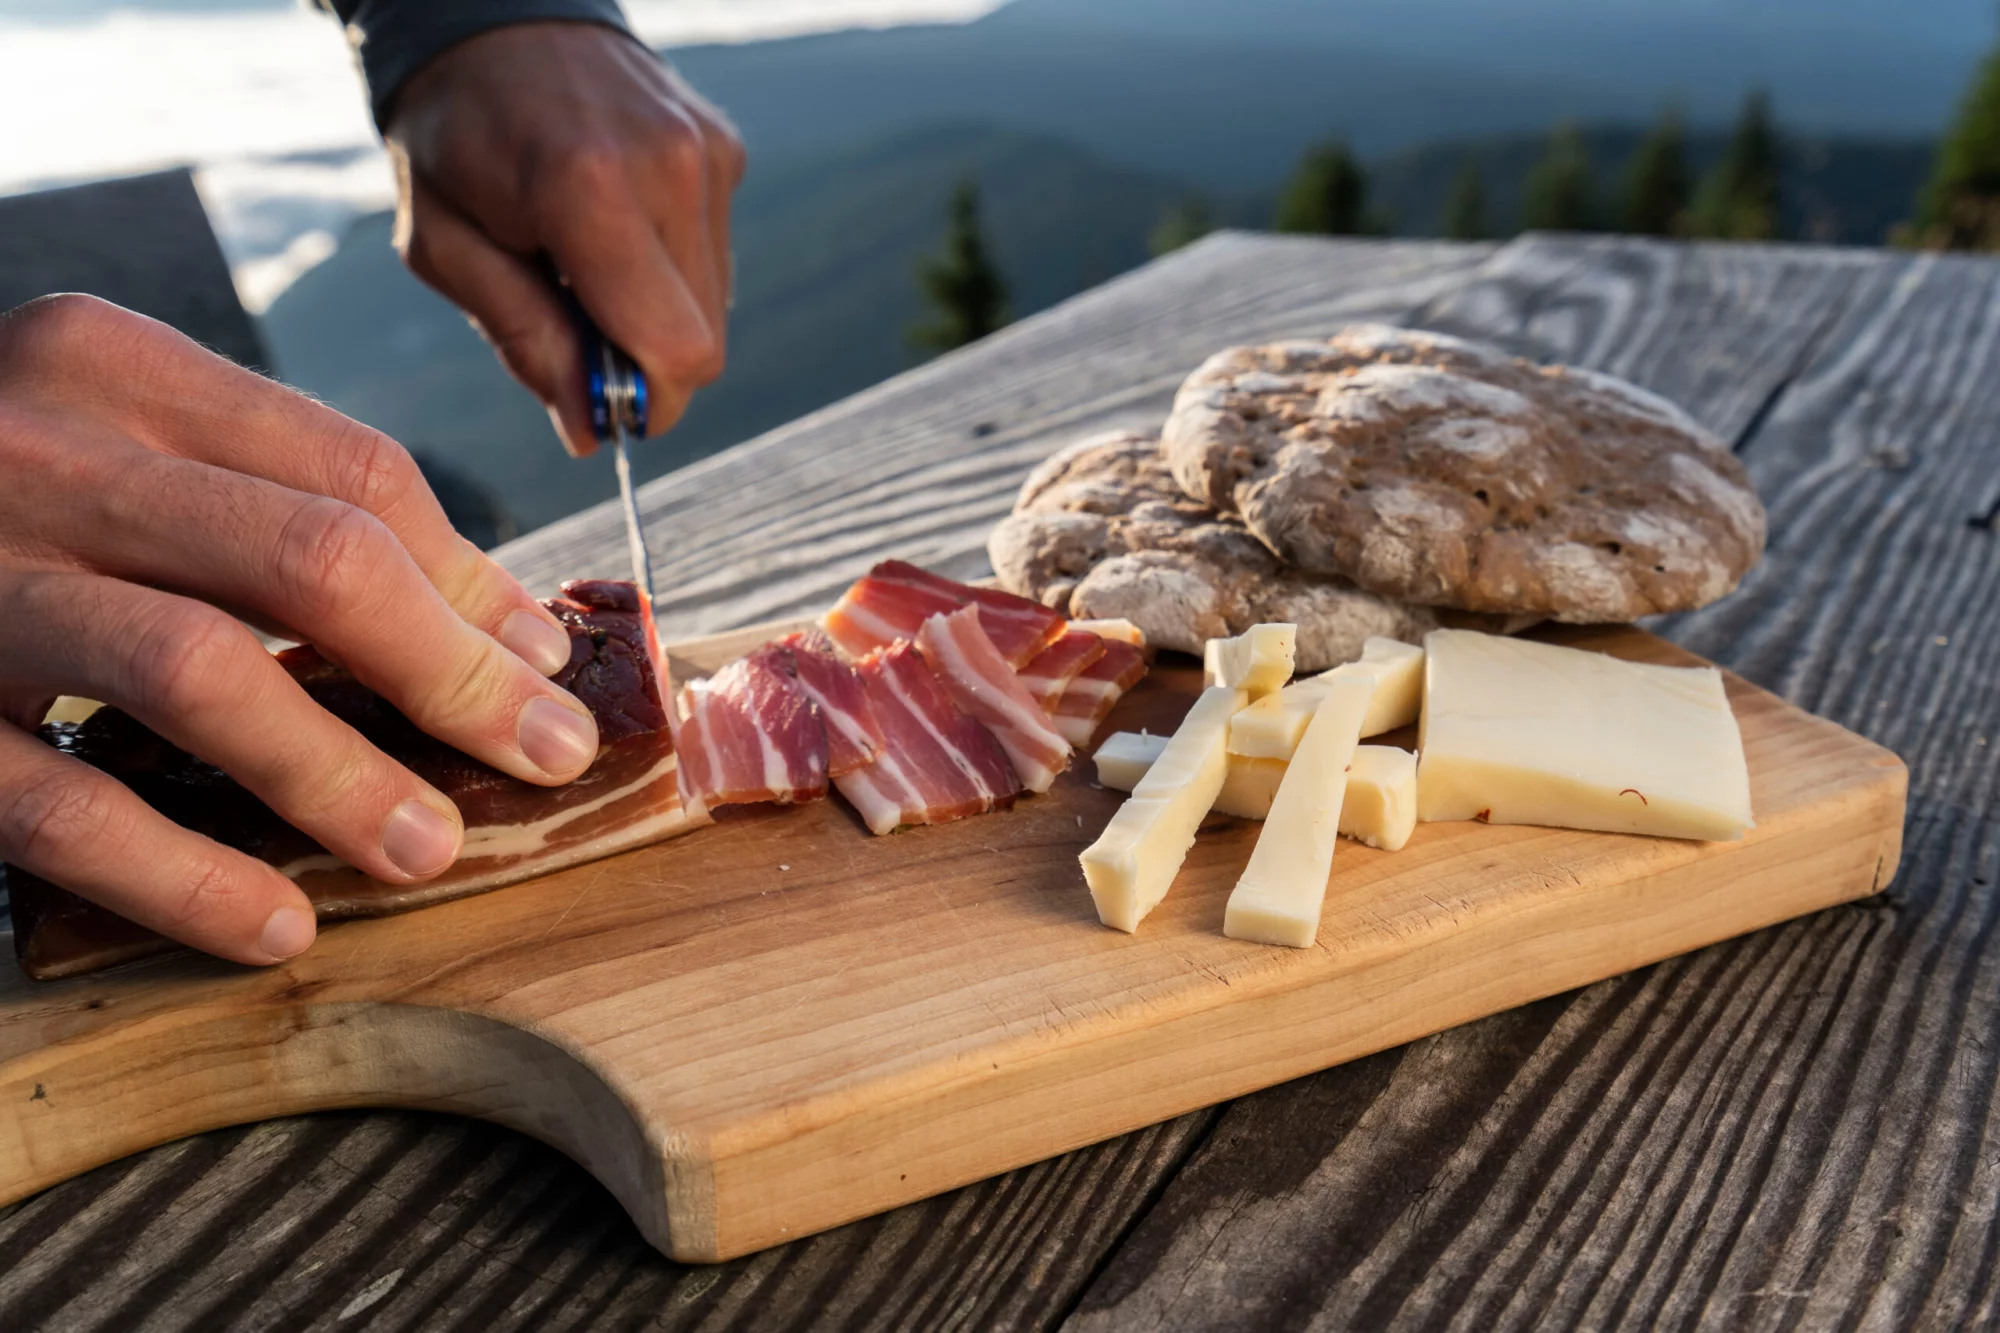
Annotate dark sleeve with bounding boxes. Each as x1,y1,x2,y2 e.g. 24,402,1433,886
316,0,636,129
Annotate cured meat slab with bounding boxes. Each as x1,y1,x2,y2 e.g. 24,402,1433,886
0,622,1906,1264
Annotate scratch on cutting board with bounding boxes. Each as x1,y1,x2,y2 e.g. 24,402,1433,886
536,878,600,944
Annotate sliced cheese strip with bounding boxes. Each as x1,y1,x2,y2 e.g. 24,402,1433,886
1416,629,1753,841
1203,623,1296,699
1093,731,1168,792
1223,674,1375,948
1080,685,1247,932
1215,753,1285,820
1340,746,1417,851
1230,636,1424,760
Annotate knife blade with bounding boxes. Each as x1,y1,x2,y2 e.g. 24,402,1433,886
582,317,656,607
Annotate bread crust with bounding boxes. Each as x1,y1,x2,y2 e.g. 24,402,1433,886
990,429,1433,670
1159,325,1767,623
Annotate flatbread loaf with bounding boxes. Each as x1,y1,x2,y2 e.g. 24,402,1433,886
989,429,1434,670
1159,324,1767,622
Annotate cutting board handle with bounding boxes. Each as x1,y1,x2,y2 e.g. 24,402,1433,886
0,997,689,1255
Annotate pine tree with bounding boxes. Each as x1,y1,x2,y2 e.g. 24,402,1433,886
1442,161,1488,240
1275,140,1370,235
1912,47,2000,250
1623,107,1691,237
910,178,1008,354
1522,122,1596,232
1691,90,1782,240
1150,196,1215,256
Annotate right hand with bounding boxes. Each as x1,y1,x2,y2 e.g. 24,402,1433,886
0,295,602,967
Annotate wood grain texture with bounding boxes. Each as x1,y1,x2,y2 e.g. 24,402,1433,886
0,233,1989,1329
0,620,1898,1267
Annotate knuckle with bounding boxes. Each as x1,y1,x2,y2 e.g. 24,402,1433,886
276,498,397,623
127,604,254,720
0,769,117,868
4,292,121,357
1,293,186,392
428,640,511,731
709,121,748,185
328,425,420,518
154,854,253,938
647,114,707,190
553,139,631,207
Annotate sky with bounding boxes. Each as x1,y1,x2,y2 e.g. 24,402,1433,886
0,0,1000,309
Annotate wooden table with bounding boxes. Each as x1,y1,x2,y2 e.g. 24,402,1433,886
3,232,1996,1329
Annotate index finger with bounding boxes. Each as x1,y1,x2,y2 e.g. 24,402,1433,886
51,302,576,675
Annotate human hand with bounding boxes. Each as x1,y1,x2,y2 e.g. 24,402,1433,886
385,21,746,456
0,296,603,966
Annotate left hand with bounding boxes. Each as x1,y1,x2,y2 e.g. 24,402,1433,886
384,21,746,456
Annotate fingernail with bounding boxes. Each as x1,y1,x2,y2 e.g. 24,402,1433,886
501,609,573,676
519,695,598,778
259,905,316,961
381,799,461,878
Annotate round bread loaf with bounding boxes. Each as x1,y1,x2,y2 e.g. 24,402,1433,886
1159,324,1767,622
989,429,1433,669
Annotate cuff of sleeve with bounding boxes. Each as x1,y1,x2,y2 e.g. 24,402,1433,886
342,0,637,129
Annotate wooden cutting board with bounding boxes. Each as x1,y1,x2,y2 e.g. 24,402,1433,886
0,624,1906,1262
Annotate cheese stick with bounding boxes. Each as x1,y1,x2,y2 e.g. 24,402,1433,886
1080,686,1248,932
1222,675,1374,948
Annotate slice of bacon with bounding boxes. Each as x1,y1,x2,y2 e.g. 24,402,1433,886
833,640,1022,835
915,606,1072,793
822,559,1065,668
1051,638,1150,747
765,629,885,776
675,650,829,810
9,579,705,981
1017,629,1108,713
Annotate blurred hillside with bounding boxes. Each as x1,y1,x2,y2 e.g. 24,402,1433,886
1368,131,1935,243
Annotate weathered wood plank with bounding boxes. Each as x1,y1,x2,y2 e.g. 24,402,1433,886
0,1105,1218,1332
1065,238,2000,1330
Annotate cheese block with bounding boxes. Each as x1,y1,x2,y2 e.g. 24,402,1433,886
1349,637,1425,738
1230,637,1425,760
1203,624,1296,700
1416,629,1754,841
1223,675,1375,948
1093,731,1168,792
1339,746,1417,851
1080,685,1248,932
1215,754,1286,820
1069,618,1146,647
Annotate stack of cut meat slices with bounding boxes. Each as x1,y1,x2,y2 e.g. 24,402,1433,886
675,560,1151,834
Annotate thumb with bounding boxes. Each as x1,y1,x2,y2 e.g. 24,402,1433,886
396,175,598,457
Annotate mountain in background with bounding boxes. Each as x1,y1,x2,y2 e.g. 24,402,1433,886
264,124,1185,530
670,0,1987,195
